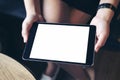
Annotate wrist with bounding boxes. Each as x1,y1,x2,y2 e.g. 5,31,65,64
26,13,41,18
25,13,44,22
96,3,117,23
96,8,114,23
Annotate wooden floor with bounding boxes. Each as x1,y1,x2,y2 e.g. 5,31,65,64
94,49,120,80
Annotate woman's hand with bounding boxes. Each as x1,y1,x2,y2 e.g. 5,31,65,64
22,14,44,43
90,15,110,52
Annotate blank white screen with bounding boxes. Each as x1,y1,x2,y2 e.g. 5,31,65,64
30,24,89,63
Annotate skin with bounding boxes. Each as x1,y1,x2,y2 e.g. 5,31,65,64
22,0,120,52
22,0,120,79
90,0,120,52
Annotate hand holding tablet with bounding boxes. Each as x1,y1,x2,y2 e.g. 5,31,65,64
23,23,96,66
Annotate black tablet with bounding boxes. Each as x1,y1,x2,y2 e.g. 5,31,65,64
22,23,96,66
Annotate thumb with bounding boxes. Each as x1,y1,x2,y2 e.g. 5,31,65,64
95,35,106,52
22,21,33,43
22,27,29,43
22,31,28,43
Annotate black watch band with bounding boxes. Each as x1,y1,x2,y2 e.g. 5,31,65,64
98,3,117,12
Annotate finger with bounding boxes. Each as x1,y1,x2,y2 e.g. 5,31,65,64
22,30,28,43
22,21,33,43
95,35,107,52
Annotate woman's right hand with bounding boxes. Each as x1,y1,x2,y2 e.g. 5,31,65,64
22,14,44,43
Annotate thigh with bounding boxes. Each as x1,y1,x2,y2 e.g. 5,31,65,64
69,8,91,24
43,0,62,23
43,0,74,23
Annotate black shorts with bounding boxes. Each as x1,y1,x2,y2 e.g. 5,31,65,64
63,0,100,16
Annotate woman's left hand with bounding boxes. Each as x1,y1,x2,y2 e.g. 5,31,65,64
90,15,110,52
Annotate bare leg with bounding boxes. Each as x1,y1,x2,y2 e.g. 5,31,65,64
57,2,92,80
43,0,63,23
69,8,91,24
62,9,92,80
42,0,62,78
42,0,93,79
44,62,58,77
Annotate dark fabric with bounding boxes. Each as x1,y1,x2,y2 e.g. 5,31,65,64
0,0,25,18
63,0,100,16
0,1,47,79
0,12,47,80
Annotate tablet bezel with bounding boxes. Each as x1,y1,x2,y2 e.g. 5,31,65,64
22,23,96,66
